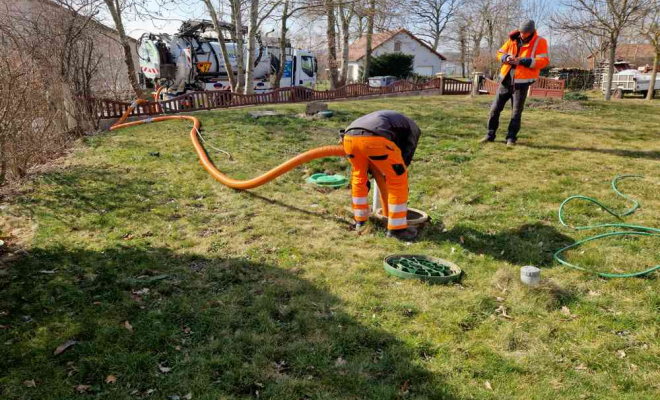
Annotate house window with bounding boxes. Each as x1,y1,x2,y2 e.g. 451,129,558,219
394,41,402,52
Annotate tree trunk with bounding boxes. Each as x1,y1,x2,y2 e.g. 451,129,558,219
646,50,659,100
604,37,617,101
338,4,352,86
0,135,6,186
460,35,466,78
230,0,246,93
273,0,289,90
104,0,141,97
326,0,339,89
362,0,375,83
244,0,259,94
202,0,236,90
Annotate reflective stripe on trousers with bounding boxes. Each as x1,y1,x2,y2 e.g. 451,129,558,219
388,217,408,229
388,202,408,230
342,135,409,227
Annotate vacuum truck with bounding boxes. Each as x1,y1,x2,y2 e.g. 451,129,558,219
137,20,318,96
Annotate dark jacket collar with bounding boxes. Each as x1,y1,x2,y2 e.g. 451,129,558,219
509,30,537,44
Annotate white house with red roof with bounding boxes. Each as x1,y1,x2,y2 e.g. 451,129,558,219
346,29,447,81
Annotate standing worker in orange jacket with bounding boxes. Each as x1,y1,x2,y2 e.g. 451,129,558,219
479,20,549,146
341,111,421,241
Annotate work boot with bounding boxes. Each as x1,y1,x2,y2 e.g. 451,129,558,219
506,139,516,147
387,227,418,241
355,221,366,231
478,136,494,144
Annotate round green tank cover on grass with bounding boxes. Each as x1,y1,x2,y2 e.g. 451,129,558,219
383,254,462,284
305,173,349,188
317,111,334,118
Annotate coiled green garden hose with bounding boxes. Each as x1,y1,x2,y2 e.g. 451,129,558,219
554,175,660,278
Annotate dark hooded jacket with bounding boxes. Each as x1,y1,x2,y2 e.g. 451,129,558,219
341,110,422,166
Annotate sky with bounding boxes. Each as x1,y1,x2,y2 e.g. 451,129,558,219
108,0,564,51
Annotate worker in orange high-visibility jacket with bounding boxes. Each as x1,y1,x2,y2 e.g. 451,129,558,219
479,20,549,146
340,111,421,241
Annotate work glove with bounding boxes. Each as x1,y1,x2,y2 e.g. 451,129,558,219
338,129,346,144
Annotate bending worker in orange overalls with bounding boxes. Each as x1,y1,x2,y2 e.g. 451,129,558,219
340,111,421,241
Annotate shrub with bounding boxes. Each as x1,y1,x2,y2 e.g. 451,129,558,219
564,91,589,101
361,52,415,79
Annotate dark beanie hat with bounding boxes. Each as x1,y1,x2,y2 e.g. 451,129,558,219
519,20,536,33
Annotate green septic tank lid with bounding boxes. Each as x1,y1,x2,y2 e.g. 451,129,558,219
317,110,334,118
305,173,349,188
383,254,462,284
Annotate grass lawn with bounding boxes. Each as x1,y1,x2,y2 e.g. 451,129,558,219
1,93,659,399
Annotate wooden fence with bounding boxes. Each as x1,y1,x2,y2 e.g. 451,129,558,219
92,77,472,120
478,76,565,98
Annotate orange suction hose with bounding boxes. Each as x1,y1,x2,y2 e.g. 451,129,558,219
109,100,350,191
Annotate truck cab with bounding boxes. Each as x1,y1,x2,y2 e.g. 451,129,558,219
278,50,317,89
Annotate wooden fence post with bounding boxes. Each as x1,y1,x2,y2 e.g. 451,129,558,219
471,72,483,97
438,76,444,95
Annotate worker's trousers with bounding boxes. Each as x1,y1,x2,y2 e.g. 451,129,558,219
486,82,530,142
342,135,408,230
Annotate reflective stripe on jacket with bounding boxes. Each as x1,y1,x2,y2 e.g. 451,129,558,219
497,31,549,84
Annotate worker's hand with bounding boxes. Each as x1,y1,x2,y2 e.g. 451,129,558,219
506,57,520,65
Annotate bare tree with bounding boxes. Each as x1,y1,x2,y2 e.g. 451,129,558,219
338,0,356,86
102,0,143,97
552,0,645,100
0,0,102,183
326,0,340,88
361,0,375,82
244,0,260,93
202,0,238,90
639,1,660,100
410,0,458,51
229,0,247,92
272,0,326,88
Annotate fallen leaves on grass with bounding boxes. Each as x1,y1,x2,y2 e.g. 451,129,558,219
485,381,493,390
159,363,171,374
183,327,191,334
105,375,117,384
54,340,78,355
23,380,36,387
74,385,91,393
335,357,346,367
400,380,411,395
617,350,626,359
124,321,134,333
495,305,513,319
560,306,578,321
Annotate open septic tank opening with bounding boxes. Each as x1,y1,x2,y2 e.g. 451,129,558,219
374,207,429,229
384,254,462,284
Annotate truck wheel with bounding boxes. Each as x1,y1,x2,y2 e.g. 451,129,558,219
613,88,624,99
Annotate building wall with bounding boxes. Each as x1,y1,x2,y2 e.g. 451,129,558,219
373,32,443,77
348,32,444,82
4,0,140,99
